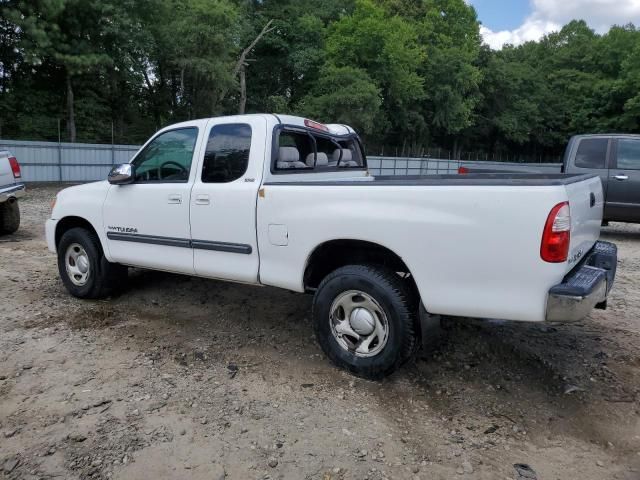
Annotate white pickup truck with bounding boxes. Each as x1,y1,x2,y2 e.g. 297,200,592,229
0,150,24,234
46,114,617,378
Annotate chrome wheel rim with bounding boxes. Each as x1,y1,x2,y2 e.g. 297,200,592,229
65,243,91,286
329,290,389,358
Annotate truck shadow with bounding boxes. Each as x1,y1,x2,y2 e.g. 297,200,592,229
56,267,640,459
600,223,640,241
379,317,640,454
0,229,34,243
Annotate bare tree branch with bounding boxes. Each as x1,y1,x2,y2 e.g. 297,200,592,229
217,20,275,114
233,19,275,77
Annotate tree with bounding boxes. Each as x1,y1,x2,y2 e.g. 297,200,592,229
0,0,638,158
417,0,483,155
237,0,354,114
297,65,382,134
143,0,240,121
5,0,114,141
232,20,276,114
311,0,425,147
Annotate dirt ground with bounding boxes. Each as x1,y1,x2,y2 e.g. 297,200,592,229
1,184,639,480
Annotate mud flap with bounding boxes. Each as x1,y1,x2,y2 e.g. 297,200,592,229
418,302,444,357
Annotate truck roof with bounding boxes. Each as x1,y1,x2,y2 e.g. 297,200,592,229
571,133,640,139
164,114,356,137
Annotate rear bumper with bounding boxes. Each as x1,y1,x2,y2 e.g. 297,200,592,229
546,241,617,322
0,183,25,202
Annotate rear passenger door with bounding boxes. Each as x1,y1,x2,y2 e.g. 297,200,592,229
570,137,616,220
607,137,640,223
571,137,610,192
189,116,266,283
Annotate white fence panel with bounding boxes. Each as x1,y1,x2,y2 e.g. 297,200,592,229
0,139,141,182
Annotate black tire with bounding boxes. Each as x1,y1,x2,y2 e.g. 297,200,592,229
312,264,418,380
0,199,20,234
57,227,127,299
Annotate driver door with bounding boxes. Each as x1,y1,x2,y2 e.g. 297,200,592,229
103,123,205,274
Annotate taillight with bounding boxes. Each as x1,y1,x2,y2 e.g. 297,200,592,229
458,166,469,174
8,156,21,179
541,202,571,263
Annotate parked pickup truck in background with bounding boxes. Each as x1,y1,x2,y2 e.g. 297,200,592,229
460,134,640,224
0,150,24,234
562,134,640,224
46,114,618,378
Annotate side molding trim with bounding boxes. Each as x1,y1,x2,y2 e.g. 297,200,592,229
106,232,252,254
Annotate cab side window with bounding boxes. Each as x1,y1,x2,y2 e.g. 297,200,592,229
616,139,640,170
575,138,607,169
202,124,252,183
132,128,198,182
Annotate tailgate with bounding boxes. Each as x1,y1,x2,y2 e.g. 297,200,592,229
564,175,603,271
0,152,13,187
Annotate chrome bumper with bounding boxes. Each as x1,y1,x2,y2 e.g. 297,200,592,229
546,241,617,322
0,183,25,203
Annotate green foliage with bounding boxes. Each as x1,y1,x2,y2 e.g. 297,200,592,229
420,0,483,138
5,0,113,73
0,0,638,159
297,65,382,134
326,0,425,108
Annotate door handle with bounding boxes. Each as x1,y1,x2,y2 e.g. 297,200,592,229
195,194,210,205
167,194,182,204
612,174,629,181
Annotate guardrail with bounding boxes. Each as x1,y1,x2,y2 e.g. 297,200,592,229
0,139,562,182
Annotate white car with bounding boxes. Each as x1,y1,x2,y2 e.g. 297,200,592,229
46,114,617,378
0,150,24,234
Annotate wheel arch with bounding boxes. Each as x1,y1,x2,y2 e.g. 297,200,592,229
55,216,101,249
303,239,418,296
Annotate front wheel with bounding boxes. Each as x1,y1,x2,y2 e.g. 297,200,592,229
312,264,418,379
57,227,127,299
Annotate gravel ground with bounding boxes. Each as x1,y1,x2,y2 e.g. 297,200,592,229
1,183,639,480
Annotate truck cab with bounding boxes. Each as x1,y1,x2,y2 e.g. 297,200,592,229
563,134,640,223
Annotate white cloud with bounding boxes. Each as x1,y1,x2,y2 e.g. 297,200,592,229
480,0,640,49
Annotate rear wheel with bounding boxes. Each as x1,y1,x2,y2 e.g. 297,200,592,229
312,264,418,379
0,199,20,234
57,227,127,299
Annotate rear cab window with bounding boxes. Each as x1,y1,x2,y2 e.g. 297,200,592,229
273,125,365,173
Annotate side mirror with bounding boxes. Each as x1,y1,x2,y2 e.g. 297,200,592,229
108,164,135,185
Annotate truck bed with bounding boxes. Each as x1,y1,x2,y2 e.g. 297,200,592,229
259,171,604,322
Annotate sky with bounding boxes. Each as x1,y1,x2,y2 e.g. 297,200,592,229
470,0,640,49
